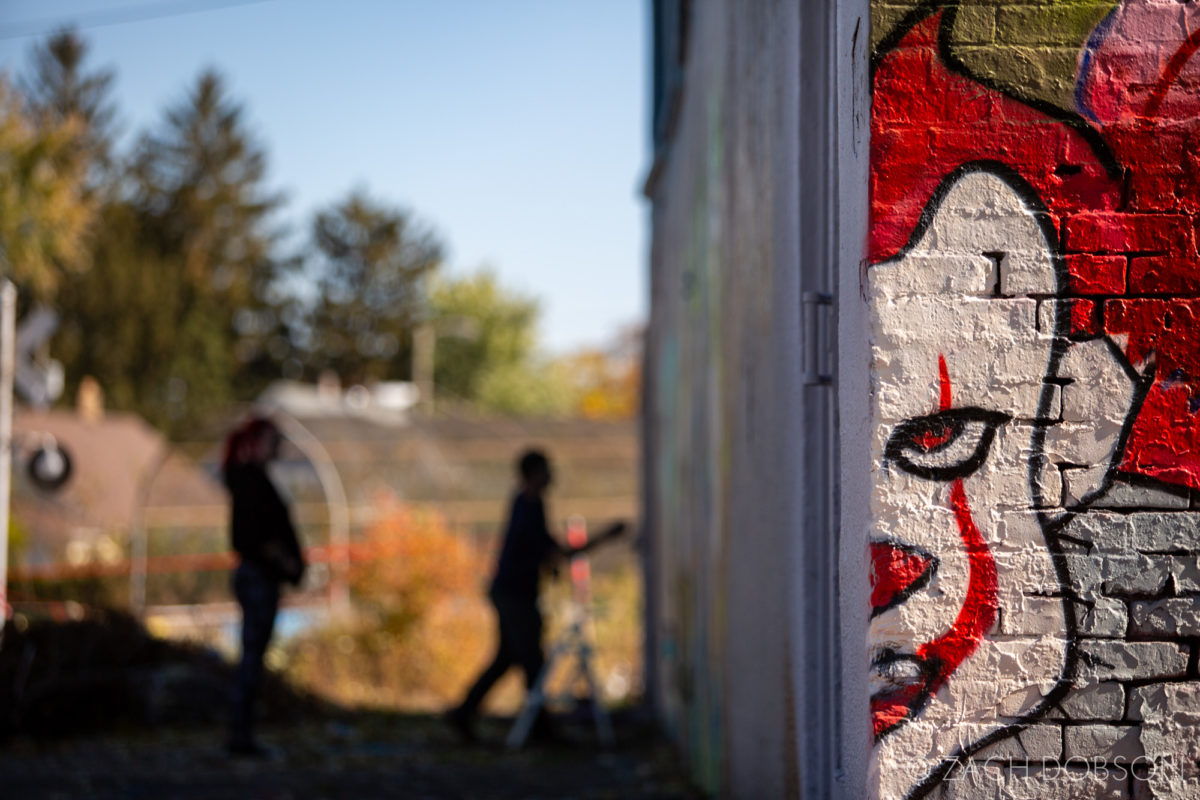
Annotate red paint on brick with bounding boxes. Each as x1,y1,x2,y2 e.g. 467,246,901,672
1130,256,1200,294
1070,300,1098,337
870,541,934,613
1063,213,1194,256
870,14,1120,263
1065,254,1126,295
874,11,1200,492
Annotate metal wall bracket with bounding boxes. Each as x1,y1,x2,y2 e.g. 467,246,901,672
802,291,834,386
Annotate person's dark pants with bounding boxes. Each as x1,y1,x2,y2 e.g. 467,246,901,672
457,589,545,717
230,561,279,745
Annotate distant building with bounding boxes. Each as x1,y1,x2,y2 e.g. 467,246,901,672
12,393,224,570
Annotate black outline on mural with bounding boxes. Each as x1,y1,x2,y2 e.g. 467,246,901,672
884,407,1011,483
875,158,1176,799
870,5,1200,795
870,538,939,620
869,0,1122,181
870,648,939,741
872,162,1085,800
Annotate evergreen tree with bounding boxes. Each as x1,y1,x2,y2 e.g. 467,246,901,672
305,190,443,384
46,66,289,431
52,202,185,424
125,69,288,428
20,28,118,183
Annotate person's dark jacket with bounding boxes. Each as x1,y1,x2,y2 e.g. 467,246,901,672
225,463,305,585
490,492,558,601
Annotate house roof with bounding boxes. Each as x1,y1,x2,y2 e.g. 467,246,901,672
12,408,226,559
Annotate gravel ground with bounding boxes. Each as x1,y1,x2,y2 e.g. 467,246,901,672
0,712,701,800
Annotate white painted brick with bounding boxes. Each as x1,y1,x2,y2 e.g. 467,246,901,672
1076,641,1188,682
1001,595,1070,635
1130,597,1200,637
1061,465,1111,507
1057,340,1136,427
1127,684,1168,723
941,764,1128,800
1037,299,1057,338
972,724,1062,760
1088,480,1190,511
1058,682,1125,722
1102,555,1171,596
868,252,996,298
1170,555,1200,592
1063,553,1104,600
1136,683,1200,796
1076,598,1128,638
1065,475,1188,512
1128,512,1200,552
1064,725,1145,761
1064,511,1134,553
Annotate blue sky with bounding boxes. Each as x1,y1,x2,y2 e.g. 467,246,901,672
0,0,649,354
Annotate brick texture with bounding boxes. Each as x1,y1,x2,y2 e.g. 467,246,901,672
869,2,1200,799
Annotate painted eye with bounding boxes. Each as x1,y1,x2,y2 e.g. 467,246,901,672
884,408,1011,481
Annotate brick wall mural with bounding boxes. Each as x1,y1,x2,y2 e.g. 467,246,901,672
870,2,1200,798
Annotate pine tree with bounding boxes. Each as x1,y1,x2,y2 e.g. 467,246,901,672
20,28,118,183
126,70,286,427
305,190,443,384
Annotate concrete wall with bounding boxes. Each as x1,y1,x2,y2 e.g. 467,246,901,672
644,1,870,796
644,0,799,795
868,3,1200,799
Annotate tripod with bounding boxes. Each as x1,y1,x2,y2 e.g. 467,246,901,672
506,516,615,750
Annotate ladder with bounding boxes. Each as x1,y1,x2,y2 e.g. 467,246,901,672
506,515,615,749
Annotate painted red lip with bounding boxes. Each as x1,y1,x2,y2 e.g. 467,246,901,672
870,540,936,616
871,682,927,740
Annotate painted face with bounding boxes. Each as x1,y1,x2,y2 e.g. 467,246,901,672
868,167,1072,797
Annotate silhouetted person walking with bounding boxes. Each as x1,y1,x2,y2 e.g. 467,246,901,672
222,417,304,757
448,448,623,742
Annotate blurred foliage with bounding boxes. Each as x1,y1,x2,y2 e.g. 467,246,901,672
428,273,641,419
284,499,492,709
10,574,127,608
430,270,577,416
3,28,640,433
0,75,95,298
8,514,28,562
474,358,574,417
557,326,642,420
19,29,118,187
283,498,642,714
29,34,288,431
300,190,443,384
124,68,288,427
430,271,536,400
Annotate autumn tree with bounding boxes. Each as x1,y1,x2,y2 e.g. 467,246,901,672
0,76,95,300
556,326,642,419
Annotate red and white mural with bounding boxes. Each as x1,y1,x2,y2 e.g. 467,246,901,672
870,2,1200,798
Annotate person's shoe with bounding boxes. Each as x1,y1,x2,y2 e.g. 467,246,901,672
445,707,478,743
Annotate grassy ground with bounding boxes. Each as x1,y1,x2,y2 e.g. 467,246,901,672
0,710,700,800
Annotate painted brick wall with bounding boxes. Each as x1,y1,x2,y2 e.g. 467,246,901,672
869,3,1200,799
